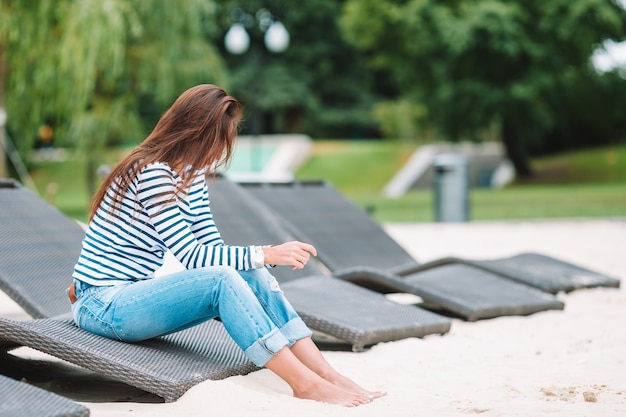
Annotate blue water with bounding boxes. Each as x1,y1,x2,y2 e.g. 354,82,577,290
225,140,278,174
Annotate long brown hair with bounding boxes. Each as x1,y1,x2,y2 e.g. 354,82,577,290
89,84,242,221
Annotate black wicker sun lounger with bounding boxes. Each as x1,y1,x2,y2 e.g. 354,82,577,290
230,180,578,321
421,252,621,295
238,180,619,295
0,179,258,401
0,374,89,417
207,177,452,350
0,314,257,403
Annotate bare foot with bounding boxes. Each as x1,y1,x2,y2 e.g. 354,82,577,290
293,378,373,407
328,373,387,400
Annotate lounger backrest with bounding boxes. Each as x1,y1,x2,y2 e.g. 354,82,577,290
207,178,328,282
239,181,420,274
0,180,84,318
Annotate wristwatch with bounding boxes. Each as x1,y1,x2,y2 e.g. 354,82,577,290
253,246,265,269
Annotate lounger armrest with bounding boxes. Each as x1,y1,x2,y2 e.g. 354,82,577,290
333,266,413,294
406,256,466,271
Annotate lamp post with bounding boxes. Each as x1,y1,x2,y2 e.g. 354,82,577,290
224,8,290,56
224,8,289,175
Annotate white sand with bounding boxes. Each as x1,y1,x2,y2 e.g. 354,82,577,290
3,219,625,416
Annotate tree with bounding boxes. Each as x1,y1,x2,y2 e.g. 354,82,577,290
0,0,226,195
341,0,626,178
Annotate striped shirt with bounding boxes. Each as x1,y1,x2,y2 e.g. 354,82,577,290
73,163,255,285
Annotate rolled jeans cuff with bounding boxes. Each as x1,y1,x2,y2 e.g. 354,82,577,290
244,317,312,367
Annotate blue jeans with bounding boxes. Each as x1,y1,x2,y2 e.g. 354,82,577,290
71,266,312,366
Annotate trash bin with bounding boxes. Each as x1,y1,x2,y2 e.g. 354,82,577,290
433,153,469,222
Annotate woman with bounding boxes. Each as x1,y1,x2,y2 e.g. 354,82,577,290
69,84,385,407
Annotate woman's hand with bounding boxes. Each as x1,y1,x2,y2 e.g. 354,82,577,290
263,241,317,270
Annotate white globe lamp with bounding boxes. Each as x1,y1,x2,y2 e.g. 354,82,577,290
224,23,250,55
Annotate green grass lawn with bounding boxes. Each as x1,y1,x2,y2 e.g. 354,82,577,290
28,148,129,222
25,141,626,223
296,141,626,223
346,183,626,223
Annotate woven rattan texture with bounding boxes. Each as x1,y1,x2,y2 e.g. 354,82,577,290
241,181,418,273
241,181,621,295
0,183,84,318
0,181,259,402
400,264,564,321
238,181,570,320
470,253,621,293
0,317,257,402
208,178,451,348
0,374,89,417
208,178,322,282
338,264,564,321
282,276,450,351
